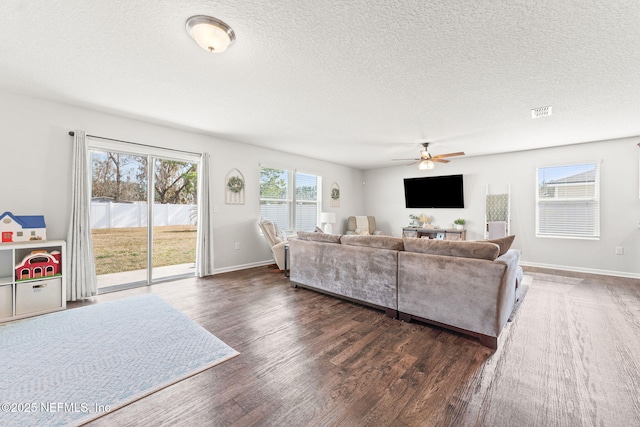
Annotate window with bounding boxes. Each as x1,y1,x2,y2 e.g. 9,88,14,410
260,167,321,232
536,162,600,239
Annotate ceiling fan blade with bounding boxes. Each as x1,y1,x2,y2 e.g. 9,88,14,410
432,151,465,159
391,142,463,166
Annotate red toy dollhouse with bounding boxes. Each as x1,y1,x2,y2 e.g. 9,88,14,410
15,250,61,280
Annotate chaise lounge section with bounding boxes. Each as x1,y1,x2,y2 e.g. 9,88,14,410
397,237,520,349
289,232,521,348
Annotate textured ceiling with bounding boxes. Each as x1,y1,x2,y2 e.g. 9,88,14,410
1,0,639,169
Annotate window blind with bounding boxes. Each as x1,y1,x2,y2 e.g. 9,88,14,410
295,173,319,231
536,162,600,238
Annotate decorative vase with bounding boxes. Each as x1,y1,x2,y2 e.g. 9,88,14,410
456,224,464,230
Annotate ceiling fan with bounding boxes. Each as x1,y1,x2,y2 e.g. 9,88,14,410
392,142,465,170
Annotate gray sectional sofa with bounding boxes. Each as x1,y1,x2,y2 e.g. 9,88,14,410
289,232,521,348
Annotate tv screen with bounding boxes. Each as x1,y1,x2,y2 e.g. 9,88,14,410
404,174,464,208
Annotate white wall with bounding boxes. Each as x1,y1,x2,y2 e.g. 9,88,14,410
364,138,640,278
3,89,637,278
0,90,365,273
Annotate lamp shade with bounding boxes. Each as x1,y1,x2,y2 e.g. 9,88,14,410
320,212,336,224
418,160,435,170
186,15,235,53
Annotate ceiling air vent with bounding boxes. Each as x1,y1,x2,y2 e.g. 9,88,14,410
531,106,552,119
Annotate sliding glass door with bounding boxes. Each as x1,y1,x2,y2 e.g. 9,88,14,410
151,158,198,282
90,144,199,292
91,150,149,289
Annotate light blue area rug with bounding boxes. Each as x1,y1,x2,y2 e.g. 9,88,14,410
0,294,239,426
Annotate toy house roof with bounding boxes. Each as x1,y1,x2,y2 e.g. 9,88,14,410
16,252,60,269
0,212,46,229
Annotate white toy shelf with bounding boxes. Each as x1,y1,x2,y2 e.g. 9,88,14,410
0,240,66,323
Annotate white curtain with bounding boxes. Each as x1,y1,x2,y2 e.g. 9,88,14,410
196,152,214,277
66,130,98,300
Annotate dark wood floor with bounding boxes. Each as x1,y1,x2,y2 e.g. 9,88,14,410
74,266,640,426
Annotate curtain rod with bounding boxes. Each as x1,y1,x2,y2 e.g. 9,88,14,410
68,131,202,157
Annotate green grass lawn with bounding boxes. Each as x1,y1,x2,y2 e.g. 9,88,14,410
92,225,197,275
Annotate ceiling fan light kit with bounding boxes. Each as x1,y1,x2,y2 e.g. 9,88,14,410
418,160,435,170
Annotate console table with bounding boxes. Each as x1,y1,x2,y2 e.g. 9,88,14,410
402,227,466,241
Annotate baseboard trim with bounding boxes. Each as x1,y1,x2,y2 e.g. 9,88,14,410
212,260,275,275
520,261,640,280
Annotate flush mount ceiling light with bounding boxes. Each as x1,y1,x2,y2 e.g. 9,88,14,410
186,15,236,53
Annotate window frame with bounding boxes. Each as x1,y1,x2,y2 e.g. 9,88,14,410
259,166,322,234
535,160,601,240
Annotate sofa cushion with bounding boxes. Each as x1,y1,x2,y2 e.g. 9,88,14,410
484,235,515,256
296,230,342,243
340,235,404,251
402,238,500,260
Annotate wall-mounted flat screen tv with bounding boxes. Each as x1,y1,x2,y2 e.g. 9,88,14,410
403,174,464,208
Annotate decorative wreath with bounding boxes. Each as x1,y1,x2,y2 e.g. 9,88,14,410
331,188,340,200
227,176,245,193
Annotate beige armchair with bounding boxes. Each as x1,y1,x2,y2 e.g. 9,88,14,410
346,216,384,236
258,218,289,270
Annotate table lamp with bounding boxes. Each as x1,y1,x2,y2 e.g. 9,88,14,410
320,212,336,234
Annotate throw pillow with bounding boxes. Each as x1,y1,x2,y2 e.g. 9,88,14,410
263,222,281,244
354,228,370,236
484,235,515,256
314,226,324,233
274,225,287,242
